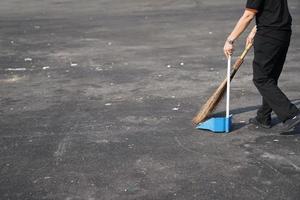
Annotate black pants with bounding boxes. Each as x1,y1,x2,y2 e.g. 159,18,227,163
253,32,299,123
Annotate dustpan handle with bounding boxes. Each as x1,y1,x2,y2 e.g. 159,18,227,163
226,56,231,118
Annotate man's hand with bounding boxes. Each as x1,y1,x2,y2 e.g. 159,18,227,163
224,40,234,59
246,26,257,47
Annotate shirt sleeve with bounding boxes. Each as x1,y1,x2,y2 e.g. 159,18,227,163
246,0,264,11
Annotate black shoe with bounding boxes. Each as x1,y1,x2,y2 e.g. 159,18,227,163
249,117,271,129
279,113,300,133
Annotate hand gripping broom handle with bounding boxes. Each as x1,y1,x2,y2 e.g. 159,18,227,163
192,43,253,125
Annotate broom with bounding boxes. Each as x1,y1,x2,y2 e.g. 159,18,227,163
192,43,253,125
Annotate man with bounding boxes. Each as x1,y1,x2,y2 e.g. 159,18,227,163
223,0,300,133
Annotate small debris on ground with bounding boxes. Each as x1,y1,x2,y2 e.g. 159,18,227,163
5,68,27,71
24,58,33,62
42,66,50,70
70,63,78,67
105,103,112,106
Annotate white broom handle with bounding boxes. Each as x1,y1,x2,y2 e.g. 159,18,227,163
226,56,231,118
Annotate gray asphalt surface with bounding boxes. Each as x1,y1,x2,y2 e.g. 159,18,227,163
0,0,300,199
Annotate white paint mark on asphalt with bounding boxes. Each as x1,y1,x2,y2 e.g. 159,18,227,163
174,136,200,154
54,136,71,160
261,152,300,171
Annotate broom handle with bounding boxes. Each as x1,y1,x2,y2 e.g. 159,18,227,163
226,56,231,118
233,43,252,71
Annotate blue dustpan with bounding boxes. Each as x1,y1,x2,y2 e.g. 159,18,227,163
197,56,233,133
196,115,232,133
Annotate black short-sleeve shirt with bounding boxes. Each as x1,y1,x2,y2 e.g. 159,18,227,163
246,0,292,31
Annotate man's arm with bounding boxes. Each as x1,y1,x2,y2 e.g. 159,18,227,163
224,9,256,58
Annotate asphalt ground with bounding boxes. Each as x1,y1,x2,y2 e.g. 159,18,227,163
0,0,300,199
